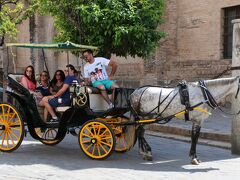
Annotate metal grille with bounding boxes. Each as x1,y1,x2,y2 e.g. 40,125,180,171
223,5,240,59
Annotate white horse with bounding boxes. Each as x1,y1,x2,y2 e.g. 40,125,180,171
130,76,240,164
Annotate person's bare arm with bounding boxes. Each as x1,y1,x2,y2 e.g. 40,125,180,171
108,59,118,79
84,78,91,85
21,77,28,89
51,84,69,98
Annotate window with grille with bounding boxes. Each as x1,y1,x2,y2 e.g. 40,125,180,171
223,5,240,59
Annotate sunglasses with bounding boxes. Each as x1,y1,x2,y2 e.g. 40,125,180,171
56,73,61,76
26,69,32,72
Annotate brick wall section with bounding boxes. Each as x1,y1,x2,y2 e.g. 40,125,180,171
157,0,240,85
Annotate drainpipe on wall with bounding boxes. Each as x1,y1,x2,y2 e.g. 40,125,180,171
231,19,240,155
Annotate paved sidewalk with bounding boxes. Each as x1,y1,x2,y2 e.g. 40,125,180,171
147,108,232,147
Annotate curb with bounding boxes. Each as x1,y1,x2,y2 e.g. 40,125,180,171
145,130,231,150
146,124,231,142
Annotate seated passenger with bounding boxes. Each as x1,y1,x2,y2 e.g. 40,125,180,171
36,71,51,97
42,64,79,123
21,65,37,93
82,49,119,108
50,70,65,95
36,71,51,121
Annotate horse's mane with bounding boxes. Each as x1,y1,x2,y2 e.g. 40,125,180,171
204,76,238,86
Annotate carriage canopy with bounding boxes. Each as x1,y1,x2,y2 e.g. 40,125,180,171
6,41,99,54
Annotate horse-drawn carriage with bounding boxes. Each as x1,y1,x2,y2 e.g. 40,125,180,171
0,42,139,160
1,42,239,164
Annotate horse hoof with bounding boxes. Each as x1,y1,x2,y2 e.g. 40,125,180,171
139,151,153,161
143,155,153,161
191,158,200,165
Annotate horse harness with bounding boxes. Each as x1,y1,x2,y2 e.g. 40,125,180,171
198,80,218,109
178,80,191,121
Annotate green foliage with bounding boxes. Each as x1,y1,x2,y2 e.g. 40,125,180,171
39,0,166,58
0,0,39,46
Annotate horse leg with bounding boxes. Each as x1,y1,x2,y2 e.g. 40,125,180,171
137,125,152,161
189,122,201,165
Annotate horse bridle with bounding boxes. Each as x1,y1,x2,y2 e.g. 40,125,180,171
199,77,240,115
235,77,240,99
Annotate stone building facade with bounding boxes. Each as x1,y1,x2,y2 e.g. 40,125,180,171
2,0,240,88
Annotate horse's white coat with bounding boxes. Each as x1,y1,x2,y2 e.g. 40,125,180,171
130,77,239,125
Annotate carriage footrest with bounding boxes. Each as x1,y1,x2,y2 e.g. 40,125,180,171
55,106,71,112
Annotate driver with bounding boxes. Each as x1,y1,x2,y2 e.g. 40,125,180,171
42,64,79,123
82,49,119,109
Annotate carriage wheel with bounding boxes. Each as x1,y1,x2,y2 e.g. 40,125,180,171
0,103,24,152
35,127,65,146
79,119,115,160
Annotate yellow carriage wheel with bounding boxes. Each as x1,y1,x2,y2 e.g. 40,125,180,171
35,128,63,145
0,103,24,152
79,119,115,160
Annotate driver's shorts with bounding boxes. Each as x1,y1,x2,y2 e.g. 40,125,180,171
92,80,114,90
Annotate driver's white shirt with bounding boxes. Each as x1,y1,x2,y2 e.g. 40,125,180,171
84,57,110,83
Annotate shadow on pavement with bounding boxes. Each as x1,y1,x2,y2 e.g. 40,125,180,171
0,135,239,173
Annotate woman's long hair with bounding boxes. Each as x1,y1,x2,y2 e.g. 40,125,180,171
24,65,36,84
50,70,65,87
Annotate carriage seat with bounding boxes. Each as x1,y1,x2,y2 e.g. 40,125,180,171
55,106,71,113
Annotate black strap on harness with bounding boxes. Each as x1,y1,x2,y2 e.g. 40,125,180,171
198,80,218,109
178,80,191,121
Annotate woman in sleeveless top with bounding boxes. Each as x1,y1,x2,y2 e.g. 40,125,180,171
50,70,65,95
21,65,37,92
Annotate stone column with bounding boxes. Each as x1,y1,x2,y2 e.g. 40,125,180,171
231,19,240,154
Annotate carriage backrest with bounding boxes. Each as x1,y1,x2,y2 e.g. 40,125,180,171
114,88,135,108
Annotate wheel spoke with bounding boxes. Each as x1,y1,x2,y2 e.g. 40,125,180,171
82,140,91,144
100,139,112,147
92,124,96,135
1,106,5,121
6,131,10,148
9,122,20,127
99,142,108,154
97,144,101,156
7,131,15,146
101,136,112,140
86,143,93,151
85,127,94,136
99,129,108,137
91,144,96,155
6,107,11,121
8,113,17,122
9,127,20,131
9,130,19,140
82,132,92,138
1,131,6,146
0,130,4,137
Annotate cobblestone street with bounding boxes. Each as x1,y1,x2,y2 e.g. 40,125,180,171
1,134,240,180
